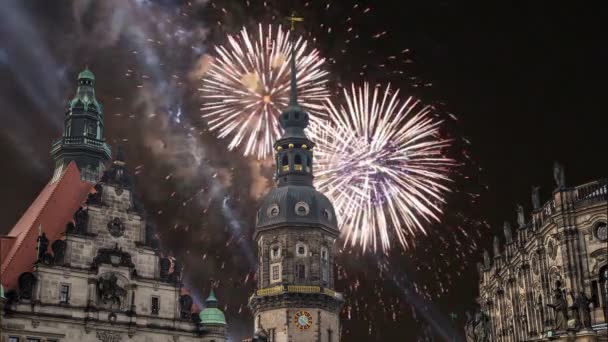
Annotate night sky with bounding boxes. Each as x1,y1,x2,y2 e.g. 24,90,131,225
1,1,606,341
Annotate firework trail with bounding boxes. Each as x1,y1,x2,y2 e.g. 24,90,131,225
312,83,456,253
199,23,329,159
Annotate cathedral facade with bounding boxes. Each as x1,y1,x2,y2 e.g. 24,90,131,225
469,165,607,341
247,44,344,342
1,69,227,342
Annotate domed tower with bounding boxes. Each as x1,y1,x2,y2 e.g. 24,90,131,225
50,67,111,182
199,289,228,341
249,31,343,342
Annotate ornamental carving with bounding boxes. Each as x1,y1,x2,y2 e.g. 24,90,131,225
97,273,128,311
107,217,125,238
91,243,135,270
96,330,122,342
547,239,557,260
531,254,540,276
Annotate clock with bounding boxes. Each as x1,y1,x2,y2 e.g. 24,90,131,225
294,311,313,330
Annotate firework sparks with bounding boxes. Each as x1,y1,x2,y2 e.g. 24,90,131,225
312,83,456,253
200,23,329,159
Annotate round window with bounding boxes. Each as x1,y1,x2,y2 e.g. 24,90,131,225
595,222,607,242
323,209,332,221
267,204,280,218
295,201,310,216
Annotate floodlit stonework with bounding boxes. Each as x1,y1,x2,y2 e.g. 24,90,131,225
468,165,607,342
0,69,227,342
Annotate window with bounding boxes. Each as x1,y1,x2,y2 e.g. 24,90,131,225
281,155,289,172
594,222,607,241
271,263,281,283
9,337,19,342
269,328,276,342
296,242,307,256
294,155,302,171
296,264,306,280
328,329,333,342
270,245,281,259
591,280,599,307
27,338,40,342
151,296,160,315
60,284,70,304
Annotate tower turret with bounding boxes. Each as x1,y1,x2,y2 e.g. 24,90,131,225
50,67,111,182
249,15,343,342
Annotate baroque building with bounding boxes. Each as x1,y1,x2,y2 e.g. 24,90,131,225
467,164,607,342
247,39,344,342
1,69,227,342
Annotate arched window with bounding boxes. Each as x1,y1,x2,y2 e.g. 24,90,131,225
281,155,289,172
294,154,303,171
296,242,307,257
306,156,311,173
270,244,281,260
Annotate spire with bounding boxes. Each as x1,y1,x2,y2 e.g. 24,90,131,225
51,67,111,182
273,13,315,187
205,288,219,308
289,28,299,107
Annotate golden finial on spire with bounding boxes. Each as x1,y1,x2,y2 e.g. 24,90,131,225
287,12,303,31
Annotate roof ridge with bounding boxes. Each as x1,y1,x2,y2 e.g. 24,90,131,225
1,162,82,274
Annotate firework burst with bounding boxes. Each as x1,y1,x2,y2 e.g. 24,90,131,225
312,83,456,253
199,24,329,159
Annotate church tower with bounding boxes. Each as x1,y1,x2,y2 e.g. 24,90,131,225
249,24,344,342
50,67,111,182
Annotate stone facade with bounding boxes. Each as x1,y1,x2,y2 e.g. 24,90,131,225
0,158,227,341
470,169,607,342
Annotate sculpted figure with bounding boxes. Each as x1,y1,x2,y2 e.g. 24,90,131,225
503,221,513,244
516,204,525,227
547,287,568,330
483,250,491,269
531,186,541,209
37,232,49,261
553,162,566,189
575,292,592,329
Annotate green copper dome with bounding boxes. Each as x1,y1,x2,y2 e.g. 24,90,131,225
199,289,226,325
78,67,95,80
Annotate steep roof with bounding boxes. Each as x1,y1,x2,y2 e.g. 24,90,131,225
0,162,93,290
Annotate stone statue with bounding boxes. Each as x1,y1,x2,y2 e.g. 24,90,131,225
18,272,36,300
483,250,491,269
476,262,484,277
516,205,525,227
37,232,49,261
503,221,513,244
159,258,171,280
51,239,67,265
465,311,476,342
473,311,490,342
74,207,89,233
575,291,592,329
170,259,183,283
531,186,541,210
86,184,103,205
179,294,193,319
569,291,581,330
547,287,568,330
493,236,501,257
553,162,566,189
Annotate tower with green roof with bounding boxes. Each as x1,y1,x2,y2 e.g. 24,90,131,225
50,67,111,182
199,289,228,340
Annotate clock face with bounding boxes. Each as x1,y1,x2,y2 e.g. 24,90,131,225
294,311,313,330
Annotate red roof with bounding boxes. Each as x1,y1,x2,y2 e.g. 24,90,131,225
0,162,93,291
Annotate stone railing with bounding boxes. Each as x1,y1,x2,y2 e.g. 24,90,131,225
573,178,608,203
51,136,111,156
255,284,343,300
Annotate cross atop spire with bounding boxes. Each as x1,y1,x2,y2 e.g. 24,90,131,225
286,12,303,31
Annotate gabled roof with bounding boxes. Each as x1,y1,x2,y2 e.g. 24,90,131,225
0,162,93,291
